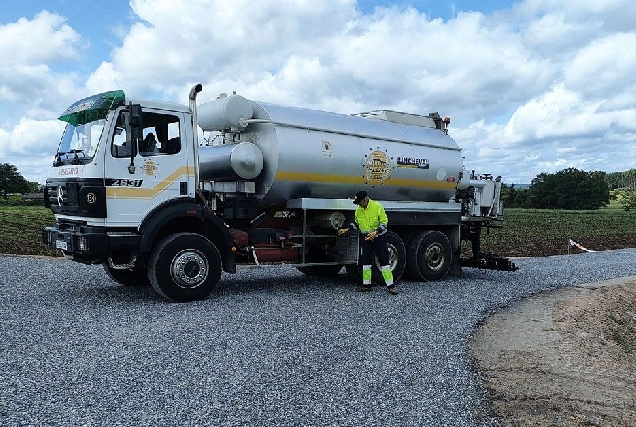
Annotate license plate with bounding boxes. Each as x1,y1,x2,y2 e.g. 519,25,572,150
55,240,68,250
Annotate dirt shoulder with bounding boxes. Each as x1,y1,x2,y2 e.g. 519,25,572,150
471,276,636,426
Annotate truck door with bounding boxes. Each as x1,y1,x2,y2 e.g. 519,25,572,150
104,108,193,227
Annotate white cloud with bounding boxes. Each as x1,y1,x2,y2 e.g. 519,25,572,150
0,118,64,183
565,33,636,96
0,11,81,65
2,0,636,185
0,11,84,105
0,11,87,182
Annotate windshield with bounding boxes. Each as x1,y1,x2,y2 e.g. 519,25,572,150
55,119,106,165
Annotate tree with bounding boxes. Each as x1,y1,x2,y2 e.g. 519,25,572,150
613,189,636,211
0,163,32,197
606,168,636,189
525,168,609,210
501,183,529,208
500,183,517,206
606,171,623,190
513,189,528,208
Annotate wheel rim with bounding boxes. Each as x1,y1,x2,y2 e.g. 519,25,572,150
375,243,399,271
387,243,399,270
170,249,209,288
424,242,445,271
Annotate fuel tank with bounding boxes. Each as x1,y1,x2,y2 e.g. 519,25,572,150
197,95,464,206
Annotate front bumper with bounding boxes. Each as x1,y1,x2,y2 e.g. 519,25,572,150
43,224,108,264
43,223,140,265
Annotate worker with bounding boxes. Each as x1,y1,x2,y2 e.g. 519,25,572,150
338,190,397,295
140,132,157,153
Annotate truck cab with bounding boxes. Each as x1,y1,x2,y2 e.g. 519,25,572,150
43,89,237,300
45,92,194,254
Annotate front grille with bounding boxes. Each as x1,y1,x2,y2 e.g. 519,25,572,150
67,183,79,206
45,179,107,218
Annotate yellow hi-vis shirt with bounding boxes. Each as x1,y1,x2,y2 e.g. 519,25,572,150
355,199,388,233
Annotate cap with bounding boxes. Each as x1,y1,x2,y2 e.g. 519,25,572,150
353,190,368,205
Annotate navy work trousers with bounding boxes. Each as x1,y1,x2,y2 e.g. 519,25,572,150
361,233,390,266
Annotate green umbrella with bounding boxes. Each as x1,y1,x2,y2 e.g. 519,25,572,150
58,90,126,126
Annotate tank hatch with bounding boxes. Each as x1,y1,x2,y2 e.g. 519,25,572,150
353,110,437,128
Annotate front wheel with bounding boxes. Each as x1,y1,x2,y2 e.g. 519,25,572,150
149,233,222,302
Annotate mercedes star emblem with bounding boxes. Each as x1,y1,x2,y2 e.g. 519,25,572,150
57,186,64,206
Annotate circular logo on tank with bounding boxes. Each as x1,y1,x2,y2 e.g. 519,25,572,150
365,150,392,184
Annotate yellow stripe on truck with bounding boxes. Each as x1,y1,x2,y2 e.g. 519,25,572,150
274,171,457,190
105,166,195,199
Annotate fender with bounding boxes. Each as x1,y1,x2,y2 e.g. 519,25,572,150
139,198,236,273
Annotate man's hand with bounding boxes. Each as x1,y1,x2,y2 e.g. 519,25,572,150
365,231,377,241
337,228,349,236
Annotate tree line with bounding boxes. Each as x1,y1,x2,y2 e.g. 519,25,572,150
502,167,636,210
0,163,40,196
606,169,636,189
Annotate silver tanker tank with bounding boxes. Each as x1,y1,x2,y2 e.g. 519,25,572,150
197,95,464,206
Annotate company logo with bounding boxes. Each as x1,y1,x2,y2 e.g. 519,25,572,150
364,150,392,184
141,159,159,177
57,186,64,206
396,157,430,169
86,192,96,204
59,167,80,176
321,140,333,158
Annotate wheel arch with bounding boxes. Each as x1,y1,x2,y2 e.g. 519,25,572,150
139,198,236,273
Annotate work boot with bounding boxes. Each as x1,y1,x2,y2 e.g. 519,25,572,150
386,285,398,295
356,285,372,292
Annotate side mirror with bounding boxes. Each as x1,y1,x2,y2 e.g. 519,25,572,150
129,104,143,141
126,102,143,173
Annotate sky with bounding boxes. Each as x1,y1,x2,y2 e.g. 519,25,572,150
1,0,635,185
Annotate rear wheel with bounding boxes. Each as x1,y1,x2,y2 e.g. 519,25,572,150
103,263,150,287
406,230,452,281
345,231,406,285
149,233,222,302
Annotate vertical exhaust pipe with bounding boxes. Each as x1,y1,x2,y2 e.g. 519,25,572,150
189,84,203,191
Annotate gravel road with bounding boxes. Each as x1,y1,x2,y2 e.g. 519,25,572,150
2,249,636,426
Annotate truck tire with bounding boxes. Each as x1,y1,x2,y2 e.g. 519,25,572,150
149,233,222,302
297,265,343,277
103,263,150,287
407,230,452,281
345,231,406,285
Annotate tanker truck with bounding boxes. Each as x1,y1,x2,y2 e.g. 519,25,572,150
42,84,517,302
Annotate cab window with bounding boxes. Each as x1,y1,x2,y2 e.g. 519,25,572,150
111,110,182,158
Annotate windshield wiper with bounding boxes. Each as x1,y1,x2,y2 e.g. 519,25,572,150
54,149,86,166
69,149,84,165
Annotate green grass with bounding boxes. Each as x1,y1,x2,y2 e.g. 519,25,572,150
611,329,633,354
479,208,636,257
498,207,636,236
0,205,58,256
